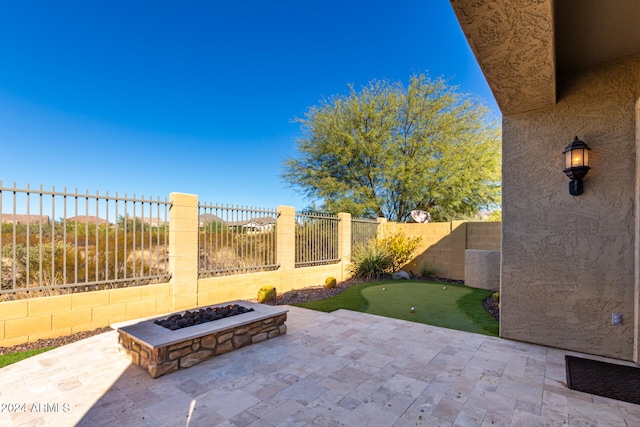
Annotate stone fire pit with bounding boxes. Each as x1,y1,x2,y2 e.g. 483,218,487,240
113,300,288,378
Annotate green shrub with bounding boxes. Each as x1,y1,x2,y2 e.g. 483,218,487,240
349,242,393,280
419,263,435,278
492,291,500,302
487,210,502,222
257,285,277,303
349,233,423,279
379,232,423,272
325,277,337,289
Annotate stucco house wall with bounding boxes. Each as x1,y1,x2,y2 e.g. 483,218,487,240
501,54,640,360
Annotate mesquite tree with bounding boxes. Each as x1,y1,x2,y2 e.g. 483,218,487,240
283,73,501,222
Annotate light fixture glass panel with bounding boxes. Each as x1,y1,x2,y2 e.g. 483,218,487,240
583,149,589,167
571,148,584,167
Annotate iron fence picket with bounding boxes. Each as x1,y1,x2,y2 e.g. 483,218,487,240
198,203,279,278
0,182,171,300
351,217,379,253
294,211,340,267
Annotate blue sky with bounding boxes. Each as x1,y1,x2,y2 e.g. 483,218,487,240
0,0,498,210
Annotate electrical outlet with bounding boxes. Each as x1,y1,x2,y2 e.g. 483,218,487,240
612,313,622,326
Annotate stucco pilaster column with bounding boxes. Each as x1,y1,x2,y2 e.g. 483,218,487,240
276,206,296,273
338,212,352,279
168,192,199,311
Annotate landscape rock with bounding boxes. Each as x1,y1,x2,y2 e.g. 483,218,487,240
392,271,410,280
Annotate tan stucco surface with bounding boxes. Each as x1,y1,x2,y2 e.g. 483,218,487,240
450,0,555,115
501,54,640,360
465,249,500,291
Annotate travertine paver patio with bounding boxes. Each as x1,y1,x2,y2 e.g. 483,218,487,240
1,306,639,426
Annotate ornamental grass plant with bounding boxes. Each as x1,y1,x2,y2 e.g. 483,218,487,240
348,242,393,280
348,232,422,279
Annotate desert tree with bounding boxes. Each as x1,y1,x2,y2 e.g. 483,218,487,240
283,73,501,222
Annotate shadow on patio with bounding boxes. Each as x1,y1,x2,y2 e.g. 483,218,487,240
1,306,639,426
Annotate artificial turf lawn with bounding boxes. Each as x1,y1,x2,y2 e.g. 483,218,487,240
0,347,56,369
295,280,499,336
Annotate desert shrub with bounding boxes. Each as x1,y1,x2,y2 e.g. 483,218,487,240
201,220,228,233
295,218,338,265
419,263,435,278
2,242,76,288
324,277,337,289
349,242,393,280
257,285,277,303
379,232,423,272
1,229,169,292
234,232,277,266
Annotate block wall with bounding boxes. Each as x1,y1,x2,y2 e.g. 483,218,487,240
0,199,353,347
0,188,502,347
383,221,501,281
466,222,501,250
0,283,172,347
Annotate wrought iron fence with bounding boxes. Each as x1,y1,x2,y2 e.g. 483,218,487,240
0,182,171,300
198,203,278,277
295,211,339,267
351,217,379,252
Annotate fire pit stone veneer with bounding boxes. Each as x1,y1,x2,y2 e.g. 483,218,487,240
113,300,288,378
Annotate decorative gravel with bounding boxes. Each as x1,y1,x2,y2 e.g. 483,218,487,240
483,295,500,320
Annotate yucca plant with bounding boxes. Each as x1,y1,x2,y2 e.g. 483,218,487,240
349,241,392,280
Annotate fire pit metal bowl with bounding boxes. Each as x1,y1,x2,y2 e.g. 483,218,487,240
153,303,255,330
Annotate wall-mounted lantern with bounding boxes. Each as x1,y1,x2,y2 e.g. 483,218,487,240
563,136,591,196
